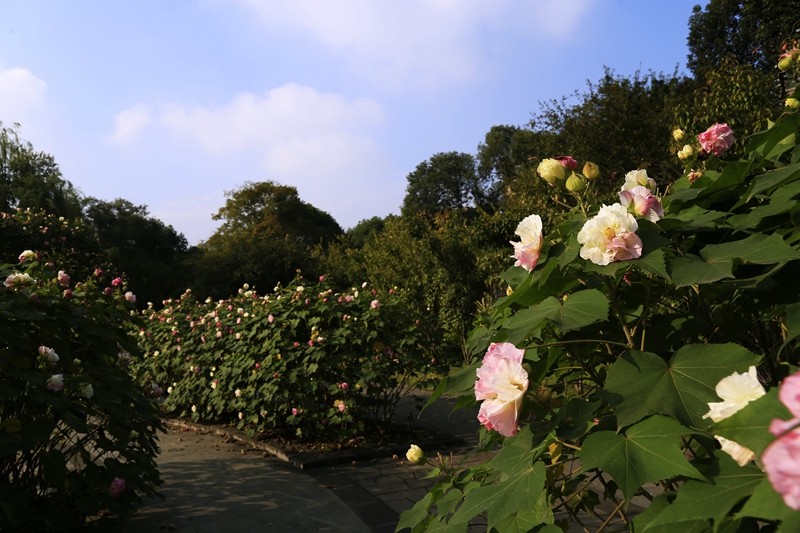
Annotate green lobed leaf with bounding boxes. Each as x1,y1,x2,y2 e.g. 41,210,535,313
503,297,560,344
669,254,734,288
736,476,799,525
579,415,705,503
785,302,800,344
714,388,792,456
550,289,609,332
644,455,763,532
743,163,800,203
700,233,800,266
636,248,671,281
633,495,711,533
604,344,761,429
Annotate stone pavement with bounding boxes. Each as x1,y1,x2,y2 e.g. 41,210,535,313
123,393,485,533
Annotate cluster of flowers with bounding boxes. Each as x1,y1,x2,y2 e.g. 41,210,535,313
511,166,663,272
536,155,600,193
672,123,736,183
704,367,800,510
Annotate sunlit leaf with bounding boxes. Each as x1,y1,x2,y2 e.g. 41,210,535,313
604,344,761,429
644,455,762,531
669,254,734,288
579,415,705,503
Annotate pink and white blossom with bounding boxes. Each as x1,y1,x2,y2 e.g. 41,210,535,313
621,169,656,192
38,346,60,365
19,250,36,263
510,214,543,272
4,272,34,289
475,342,529,437
698,123,735,157
577,204,643,266
57,270,70,287
619,186,664,222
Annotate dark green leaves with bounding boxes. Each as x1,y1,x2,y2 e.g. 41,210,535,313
503,289,609,344
604,344,761,429
579,415,705,503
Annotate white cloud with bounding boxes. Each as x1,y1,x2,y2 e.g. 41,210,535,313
227,0,595,89
108,105,153,146
113,83,395,233
0,66,47,125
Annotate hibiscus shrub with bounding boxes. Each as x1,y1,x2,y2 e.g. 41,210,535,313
0,253,162,531
399,88,800,529
133,275,442,443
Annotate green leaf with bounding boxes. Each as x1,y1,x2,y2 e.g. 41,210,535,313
714,388,792,456
634,495,711,533
636,248,671,281
502,289,609,342
701,233,800,266
395,491,435,532
785,302,800,343
503,297,560,344
604,344,761,429
550,289,609,332
644,455,763,531
579,415,705,503
743,164,800,203
669,254,734,288
736,476,799,525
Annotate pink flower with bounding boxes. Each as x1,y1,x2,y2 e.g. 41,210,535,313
63,289,73,299
698,123,735,157
109,477,126,497
370,299,380,309
125,291,136,304
619,186,664,222
111,277,123,287
555,155,578,171
291,407,298,416
339,382,349,390
762,371,800,509
57,270,70,287
510,214,543,272
475,342,529,437
267,314,274,324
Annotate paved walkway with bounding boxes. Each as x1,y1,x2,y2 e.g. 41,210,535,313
124,393,483,533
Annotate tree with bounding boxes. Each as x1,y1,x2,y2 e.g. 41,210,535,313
83,198,190,305
193,181,343,298
401,152,489,217
0,122,82,218
534,69,688,196
687,0,799,78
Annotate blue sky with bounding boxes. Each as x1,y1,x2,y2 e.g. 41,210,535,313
1,1,702,244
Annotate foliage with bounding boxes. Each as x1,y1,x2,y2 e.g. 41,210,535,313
0,208,108,281
83,197,190,308
133,275,443,442
0,251,163,531
687,0,798,77
534,70,690,200
398,99,800,531
401,152,491,217
191,181,343,299
0,123,83,219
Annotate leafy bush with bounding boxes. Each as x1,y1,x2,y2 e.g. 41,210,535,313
134,274,442,442
399,95,800,530
0,252,162,531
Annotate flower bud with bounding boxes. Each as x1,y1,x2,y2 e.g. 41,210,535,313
672,128,686,142
537,158,566,185
406,444,426,465
565,173,587,192
582,161,600,180
677,144,695,160
555,155,578,171
778,54,794,71
786,97,800,109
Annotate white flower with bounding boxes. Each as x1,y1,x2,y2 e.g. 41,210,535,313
510,214,543,272
704,366,766,423
38,346,60,365
46,374,64,393
577,204,643,266
704,366,765,466
19,250,36,262
79,383,94,399
622,169,657,192
715,435,755,466
406,444,426,465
